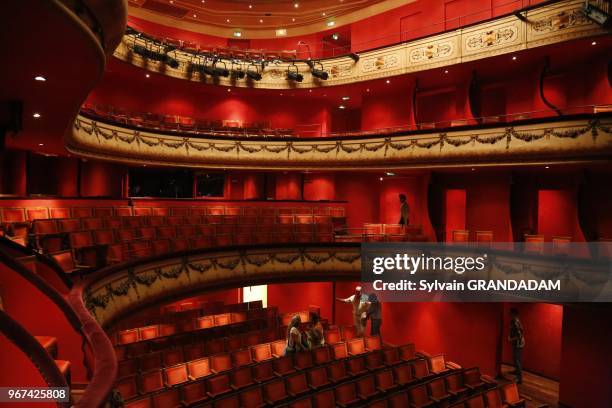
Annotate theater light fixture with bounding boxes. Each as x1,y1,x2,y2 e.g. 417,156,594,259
287,64,303,82
33,113,41,118
233,31,242,37
386,172,395,176
342,96,350,100
246,64,262,81
339,105,346,109
145,73,150,78
308,61,329,80
34,75,46,81
212,61,230,77
232,68,245,79
276,28,287,36
582,3,611,28
348,53,360,62
332,33,339,40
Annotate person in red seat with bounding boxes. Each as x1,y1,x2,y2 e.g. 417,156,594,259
336,286,367,336
508,308,525,384
305,311,325,349
399,193,410,226
285,314,305,356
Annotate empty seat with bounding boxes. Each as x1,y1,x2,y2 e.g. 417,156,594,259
388,391,409,408
238,386,266,408
412,359,434,380
251,343,273,362
375,369,397,393
270,340,286,358
163,348,184,367
152,239,170,255
49,208,71,219
164,363,188,386
324,327,342,345
341,326,357,341
382,347,402,366
116,374,138,400
139,369,164,394
273,355,296,377
58,218,82,233
313,345,332,365
139,352,162,372
408,384,434,408
180,380,208,406
206,373,232,398
466,395,486,408
72,207,93,218
393,363,415,386
211,353,233,373
230,365,255,389
118,359,139,378
138,325,159,340
50,250,87,274
187,357,212,380
328,360,350,383
429,354,450,374
263,378,288,405
93,229,115,245
335,382,360,407
398,343,416,361
428,377,451,404
483,388,506,408
445,372,469,398
172,237,189,251
332,342,349,359
294,351,314,370
356,375,378,400
105,217,122,229
463,367,486,390
313,389,336,407
125,396,153,408
365,350,385,371
118,329,139,345
286,372,310,397
152,388,181,408
253,360,275,382
452,230,470,243
347,356,368,376
347,338,367,355
231,349,253,367
307,366,331,390
116,228,136,242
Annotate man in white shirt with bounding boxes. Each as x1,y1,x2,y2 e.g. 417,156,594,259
336,286,367,336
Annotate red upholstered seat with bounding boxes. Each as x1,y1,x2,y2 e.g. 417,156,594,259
167,216,183,226
188,357,212,380
307,366,331,390
347,356,368,376
207,339,226,355
270,340,286,358
251,343,273,362
263,378,288,405
347,338,367,355
214,313,231,326
124,396,153,408
118,328,139,345
58,218,82,233
332,342,349,359
365,336,382,351
164,363,188,386
231,349,252,367
51,250,85,274
294,350,314,370
190,236,212,249
408,384,434,408
163,348,184,366
211,353,232,373
463,367,486,390
399,343,416,361
452,230,470,243
156,226,176,239
429,354,450,374
466,395,486,408
138,325,159,340
230,365,255,389
273,355,296,377
238,386,266,408
412,359,434,380
171,237,189,251
388,391,409,408
375,369,397,392
365,350,385,371
122,216,141,228
93,229,115,245
152,388,181,408
341,326,357,341
446,372,469,397
286,372,310,397
133,207,152,216
184,343,205,361
393,363,415,386
501,383,525,407
428,377,451,404
328,360,350,383
312,345,332,365
118,359,138,378
335,381,360,407
139,352,162,372
139,369,164,394
152,207,170,216
82,217,103,230
356,375,378,400
180,380,208,406
484,388,506,408
382,347,401,366
116,374,138,400
253,360,275,382
197,316,214,329
313,389,336,407
115,207,133,217
49,208,71,219
206,373,232,398
152,239,170,255
116,228,136,242
325,327,341,345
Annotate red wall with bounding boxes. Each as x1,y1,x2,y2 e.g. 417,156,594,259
559,306,612,408
501,303,563,380
445,189,466,241
267,282,335,323
360,87,413,131
466,174,513,242
538,189,585,242
303,173,335,201
275,173,302,200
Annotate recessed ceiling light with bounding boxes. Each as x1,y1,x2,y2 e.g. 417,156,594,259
512,56,517,60
227,88,231,92
294,3,299,8
280,93,283,96
444,69,449,74
33,113,41,118
332,33,339,40
386,172,395,176
34,75,46,81
38,143,44,146
226,18,230,22
339,105,346,109
386,79,390,84
193,13,197,18
145,73,150,78
591,41,597,45
545,165,550,169
471,168,475,171
169,0,173,3
342,96,350,100
259,19,263,23
233,31,242,37
309,89,312,93
292,18,296,22
366,88,370,92
249,4,253,8
379,177,384,181
322,12,326,16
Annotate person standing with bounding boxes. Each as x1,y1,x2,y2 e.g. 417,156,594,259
336,286,367,336
508,308,525,384
399,194,410,226
306,311,325,349
285,315,304,356
366,293,382,336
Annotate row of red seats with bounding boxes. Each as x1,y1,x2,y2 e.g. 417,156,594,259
0,205,346,223
117,328,283,379
118,308,277,345
335,224,428,243
120,344,483,408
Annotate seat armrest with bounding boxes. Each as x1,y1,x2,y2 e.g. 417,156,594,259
188,375,196,381
481,374,497,384
446,361,462,370
416,350,430,358
230,385,238,391
272,371,282,377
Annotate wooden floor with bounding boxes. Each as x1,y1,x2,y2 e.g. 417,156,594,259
501,364,559,408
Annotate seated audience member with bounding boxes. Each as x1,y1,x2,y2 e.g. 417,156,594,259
285,314,304,355
306,311,325,349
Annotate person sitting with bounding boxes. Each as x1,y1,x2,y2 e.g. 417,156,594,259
285,314,304,355
306,311,325,349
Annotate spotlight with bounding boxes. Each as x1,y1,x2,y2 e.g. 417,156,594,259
287,64,303,82
246,64,262,81
34,76,46,82
232,69,245,79
582,3,611,28
33,113,41,118
348,53,359,62
164,55,180,69
310,61,328,80
212,61,230,77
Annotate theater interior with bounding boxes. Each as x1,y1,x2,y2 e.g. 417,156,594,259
0,0,611,407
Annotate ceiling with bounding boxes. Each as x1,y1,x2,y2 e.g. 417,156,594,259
127,0,408,35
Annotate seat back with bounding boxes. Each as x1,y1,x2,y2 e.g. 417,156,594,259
263,378,287,404
335,382,358,405
409,384,429,404
210,353,232,372
251,343,273,362
139,369,164,393
51,250,76,273
187,357,211,379
347,338,366,355
452,230,470,243
164,363,188,386
286,372,309,396
501,383,521,403
307,366,330,389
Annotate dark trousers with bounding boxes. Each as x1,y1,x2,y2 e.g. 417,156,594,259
512,346,523,382
371,319,382,336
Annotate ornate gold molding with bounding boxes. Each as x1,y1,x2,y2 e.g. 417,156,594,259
83,246,361,326
114,0,605,89
67,114,612,170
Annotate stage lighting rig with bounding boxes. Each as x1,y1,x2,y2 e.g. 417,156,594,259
246,64,262,81
287,63,303,82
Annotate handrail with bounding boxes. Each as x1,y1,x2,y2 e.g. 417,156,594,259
0,310,70,408
80,103,612,140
